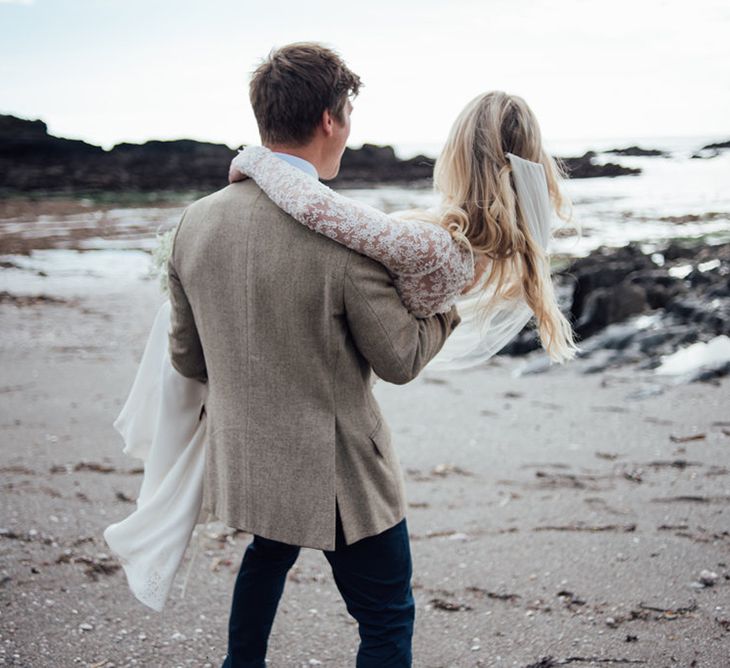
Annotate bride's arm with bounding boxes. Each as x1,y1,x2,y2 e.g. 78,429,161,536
229,146,474,316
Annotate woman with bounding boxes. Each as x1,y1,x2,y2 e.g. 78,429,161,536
231,90,577,364
104,90,580,611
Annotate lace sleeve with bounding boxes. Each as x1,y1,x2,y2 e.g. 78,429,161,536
230,146,474,316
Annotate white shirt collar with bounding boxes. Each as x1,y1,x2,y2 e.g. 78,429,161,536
272,152,319,179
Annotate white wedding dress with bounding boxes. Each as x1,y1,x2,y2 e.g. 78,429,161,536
104,299,208,611
103,148,555,611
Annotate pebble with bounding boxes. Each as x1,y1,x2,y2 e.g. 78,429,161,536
698,569,719,586
78,623,93,632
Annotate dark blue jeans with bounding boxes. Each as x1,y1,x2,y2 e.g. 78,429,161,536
221,503,415,667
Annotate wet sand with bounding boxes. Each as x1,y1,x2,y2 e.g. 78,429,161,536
1,276,729,667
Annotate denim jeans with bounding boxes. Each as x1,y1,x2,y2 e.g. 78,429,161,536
221,503,415,667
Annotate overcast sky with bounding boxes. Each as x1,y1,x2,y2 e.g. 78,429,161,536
1,0,728,152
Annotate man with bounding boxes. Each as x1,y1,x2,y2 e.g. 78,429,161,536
167,42,461,667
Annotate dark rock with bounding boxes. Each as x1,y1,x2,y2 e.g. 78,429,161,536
691,140,729,159
636,356,664,371
499,241,729,361
341,145,646,183
662,241,702,261
582,359,613,374
0,114,438,193
633,328,684,354
707,278,730,299
574,283,648,339
567,250,653,323
499,328,541,357
332,144,434,186
567,243,650,275
661,240,697,260
700,139,730,151
626,269,686,308
1,113,647,195
688,360,730,383
525,240,730,366
627,268,683,289
557,152,641,178
0,115,235,193
686,267,714,287
101,139,236,192
604,146,667,157
667,298,704,322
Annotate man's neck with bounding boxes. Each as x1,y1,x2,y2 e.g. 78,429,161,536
270,151,319,179
265,143,322,178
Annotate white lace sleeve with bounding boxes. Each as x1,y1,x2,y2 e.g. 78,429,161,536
230,146,474,317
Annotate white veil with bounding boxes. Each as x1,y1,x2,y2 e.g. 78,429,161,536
426,152,553,371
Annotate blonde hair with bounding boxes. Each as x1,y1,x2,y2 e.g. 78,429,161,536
432,90,580,363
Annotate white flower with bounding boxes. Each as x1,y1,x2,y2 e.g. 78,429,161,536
150,226,177,294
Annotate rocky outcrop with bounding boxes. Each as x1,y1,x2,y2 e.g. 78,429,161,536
331,144,434,186
95,139,235,191
0,115,435,192
692,138,730,159
0,115,235,193
700,139,730,151
604,146,667,157
558,151,641,178
500,241,730,372
1,114,646,193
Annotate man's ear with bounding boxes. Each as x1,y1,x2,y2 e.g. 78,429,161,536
321,109,335,138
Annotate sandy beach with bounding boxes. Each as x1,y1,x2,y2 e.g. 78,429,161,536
1,268,728,668
2,1,729,663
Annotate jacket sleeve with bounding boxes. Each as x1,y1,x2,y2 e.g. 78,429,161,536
167,214,207,384
343,250,461,385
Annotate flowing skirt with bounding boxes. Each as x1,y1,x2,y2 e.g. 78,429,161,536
103,300,208,611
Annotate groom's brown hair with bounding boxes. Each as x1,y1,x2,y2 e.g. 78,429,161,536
250,42,361,146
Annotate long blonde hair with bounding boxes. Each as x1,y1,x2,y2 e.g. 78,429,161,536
433,91,580,363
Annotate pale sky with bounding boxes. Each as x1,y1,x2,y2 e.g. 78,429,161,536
1,0,729,152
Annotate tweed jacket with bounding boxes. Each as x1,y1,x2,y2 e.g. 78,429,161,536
167,180,461,550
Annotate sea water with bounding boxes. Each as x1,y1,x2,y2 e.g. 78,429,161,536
1,135,728,298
